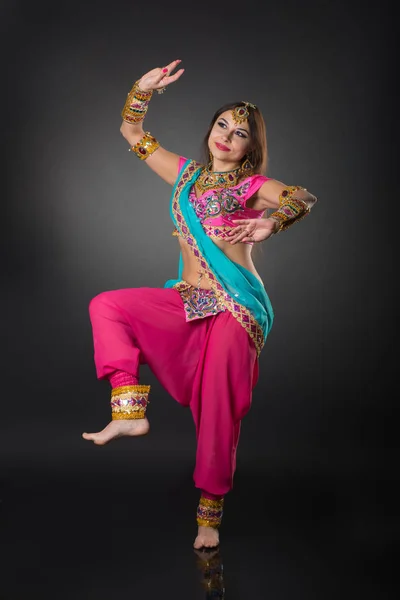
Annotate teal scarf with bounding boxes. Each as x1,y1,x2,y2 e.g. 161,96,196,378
165,159,274,355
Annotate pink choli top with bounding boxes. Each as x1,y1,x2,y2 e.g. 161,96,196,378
175,156,270,245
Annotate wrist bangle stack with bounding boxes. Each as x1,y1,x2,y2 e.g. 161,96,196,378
129,131,160,160
121,80,153,124
269,186,310,233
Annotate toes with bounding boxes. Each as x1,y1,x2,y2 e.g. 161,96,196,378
82,432,108,445
93,438,108,446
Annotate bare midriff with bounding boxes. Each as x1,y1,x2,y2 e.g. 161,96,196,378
179,236,264,289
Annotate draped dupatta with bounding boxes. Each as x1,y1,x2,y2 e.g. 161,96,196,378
165,159,274,355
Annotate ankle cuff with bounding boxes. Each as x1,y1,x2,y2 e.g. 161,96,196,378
197,495,224,528
111,385,150,420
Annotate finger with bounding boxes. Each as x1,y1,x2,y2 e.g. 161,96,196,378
229,231,250,244
228,226,256,238
163,68,185,85
164,58,182,72
228,233,244,244
228,227,247,238
157,59,182,81
227,226,244,236
231,219,250,226
154,67,170,83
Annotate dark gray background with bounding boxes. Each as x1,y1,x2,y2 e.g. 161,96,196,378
0,0,395,597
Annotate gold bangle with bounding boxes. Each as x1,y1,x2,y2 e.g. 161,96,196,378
278,185,304,205
270,187,310,233
111,384,150,420
132,81,153,101
129,131,160,160
121,80,153,124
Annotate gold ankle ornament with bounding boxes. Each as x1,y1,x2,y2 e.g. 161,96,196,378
111,385,150,420
197,495,224,528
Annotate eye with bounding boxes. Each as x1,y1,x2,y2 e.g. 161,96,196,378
217,121,226,128
236,131,247,138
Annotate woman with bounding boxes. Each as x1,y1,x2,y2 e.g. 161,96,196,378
82,59,318,550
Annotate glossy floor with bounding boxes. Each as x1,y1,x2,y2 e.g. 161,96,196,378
0,455,392,599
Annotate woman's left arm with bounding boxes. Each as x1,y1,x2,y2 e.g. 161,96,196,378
229,179,318,244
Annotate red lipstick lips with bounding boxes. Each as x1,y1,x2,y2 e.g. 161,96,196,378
215,142,230,151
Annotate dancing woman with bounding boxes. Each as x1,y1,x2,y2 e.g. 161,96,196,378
82,59,318,549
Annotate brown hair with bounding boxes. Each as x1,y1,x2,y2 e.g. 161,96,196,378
200,102,268,174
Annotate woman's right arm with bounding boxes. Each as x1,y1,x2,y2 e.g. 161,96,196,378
120,59,185,185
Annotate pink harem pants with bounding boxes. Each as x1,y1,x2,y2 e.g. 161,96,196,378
89,287,259,497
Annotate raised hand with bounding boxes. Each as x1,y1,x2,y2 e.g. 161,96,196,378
138,59,185,93
228,218,278,244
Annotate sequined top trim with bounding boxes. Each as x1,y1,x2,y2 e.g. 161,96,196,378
172,176,270,244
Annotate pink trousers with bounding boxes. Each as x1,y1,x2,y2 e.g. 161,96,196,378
88,287,259,497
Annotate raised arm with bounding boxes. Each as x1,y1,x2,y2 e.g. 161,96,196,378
119,59,185,185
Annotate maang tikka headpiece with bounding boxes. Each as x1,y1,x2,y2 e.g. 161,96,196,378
231,101,257,125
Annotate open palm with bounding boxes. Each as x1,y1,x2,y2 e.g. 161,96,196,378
138,59,184,92
228,218,277,244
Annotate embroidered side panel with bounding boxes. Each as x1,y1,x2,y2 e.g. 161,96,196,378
173,281,226,322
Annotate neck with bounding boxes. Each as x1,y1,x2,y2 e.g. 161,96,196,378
210,159,240,173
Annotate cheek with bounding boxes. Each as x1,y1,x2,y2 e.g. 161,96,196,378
233,138,250,153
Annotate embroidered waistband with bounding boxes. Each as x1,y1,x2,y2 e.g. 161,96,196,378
173,280,226,322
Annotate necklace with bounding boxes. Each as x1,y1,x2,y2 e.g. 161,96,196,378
195,166,242,194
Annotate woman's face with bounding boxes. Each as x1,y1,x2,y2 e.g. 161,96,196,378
208,110,251,166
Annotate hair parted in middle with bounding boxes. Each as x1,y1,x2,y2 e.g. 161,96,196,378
200,101,268,175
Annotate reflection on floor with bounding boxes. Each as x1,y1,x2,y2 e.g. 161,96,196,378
194,548,225,599
0,458,391,599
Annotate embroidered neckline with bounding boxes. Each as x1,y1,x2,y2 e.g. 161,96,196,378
195,166,243,195
190,176,254,201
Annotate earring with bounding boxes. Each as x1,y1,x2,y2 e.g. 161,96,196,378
240,156,254,175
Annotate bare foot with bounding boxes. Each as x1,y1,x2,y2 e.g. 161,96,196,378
193,526,220,549
82,418,149,445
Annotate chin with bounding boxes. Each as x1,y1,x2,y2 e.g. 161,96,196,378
214,149,234,160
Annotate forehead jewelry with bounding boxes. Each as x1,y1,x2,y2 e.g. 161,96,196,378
231,101,257,125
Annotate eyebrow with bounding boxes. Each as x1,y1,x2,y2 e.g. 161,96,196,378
219,117,249,134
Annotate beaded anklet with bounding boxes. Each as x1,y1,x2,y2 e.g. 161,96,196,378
197,495,224,528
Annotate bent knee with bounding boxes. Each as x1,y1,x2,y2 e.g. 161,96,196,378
88,291,117,317
235,396,252,422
